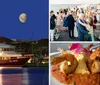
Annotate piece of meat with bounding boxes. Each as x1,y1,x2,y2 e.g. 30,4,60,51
91,60,100,74
51,53,78,74
51,53,76,65
90,47,100,60
88,47,100,74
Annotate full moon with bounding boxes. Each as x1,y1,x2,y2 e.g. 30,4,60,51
19,13,27,23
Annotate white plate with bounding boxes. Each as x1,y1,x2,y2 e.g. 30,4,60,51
50,52,61,57
50,52,64,85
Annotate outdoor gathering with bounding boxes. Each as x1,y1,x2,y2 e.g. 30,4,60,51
50,4,100,41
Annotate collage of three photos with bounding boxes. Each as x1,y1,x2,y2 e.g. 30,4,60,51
0,0,100,85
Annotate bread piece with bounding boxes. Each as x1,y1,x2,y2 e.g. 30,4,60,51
75,53,90,74
75,59,90,74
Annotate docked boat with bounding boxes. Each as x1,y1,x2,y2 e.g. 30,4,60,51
0,43,32,66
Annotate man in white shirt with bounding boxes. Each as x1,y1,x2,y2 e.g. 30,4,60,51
96,12,100,23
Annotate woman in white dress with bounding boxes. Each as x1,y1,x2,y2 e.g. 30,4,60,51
53,12,62,40
56,12,62,33
79,17,94,41
73,11,78,37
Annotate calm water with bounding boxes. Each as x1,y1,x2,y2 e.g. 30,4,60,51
0,67,48,85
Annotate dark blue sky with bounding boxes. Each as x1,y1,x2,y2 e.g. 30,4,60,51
0,0,48,40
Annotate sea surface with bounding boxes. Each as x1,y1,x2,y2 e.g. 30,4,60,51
0,67,48,85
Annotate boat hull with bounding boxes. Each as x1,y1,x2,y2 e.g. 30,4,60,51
0,57,30,67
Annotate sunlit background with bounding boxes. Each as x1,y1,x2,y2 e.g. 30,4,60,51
50,0,99,4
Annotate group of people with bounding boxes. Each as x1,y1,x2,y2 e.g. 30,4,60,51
50,6,100,41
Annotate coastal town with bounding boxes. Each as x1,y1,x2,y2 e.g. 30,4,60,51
0,36,49,67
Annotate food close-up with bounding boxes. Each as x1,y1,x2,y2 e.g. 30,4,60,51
50,43,100,85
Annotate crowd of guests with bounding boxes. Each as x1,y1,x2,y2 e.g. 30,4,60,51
50,6,100,41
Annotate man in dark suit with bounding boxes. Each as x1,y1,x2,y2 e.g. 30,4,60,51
76,13,89,41
50,11,56,41
67,11,75,38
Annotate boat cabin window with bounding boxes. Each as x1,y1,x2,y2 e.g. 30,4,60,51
4,48,7,51
3,48,15,51
0,57,8,60
0,48,2,51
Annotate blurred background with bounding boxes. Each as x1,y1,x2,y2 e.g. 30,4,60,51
50,43,100,53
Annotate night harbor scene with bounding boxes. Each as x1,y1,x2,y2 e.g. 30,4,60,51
0,0,48,85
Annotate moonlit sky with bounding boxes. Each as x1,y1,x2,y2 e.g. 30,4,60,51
50,0,99,4
0,0,48,40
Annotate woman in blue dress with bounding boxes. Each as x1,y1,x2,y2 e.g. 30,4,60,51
63,10,68,31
